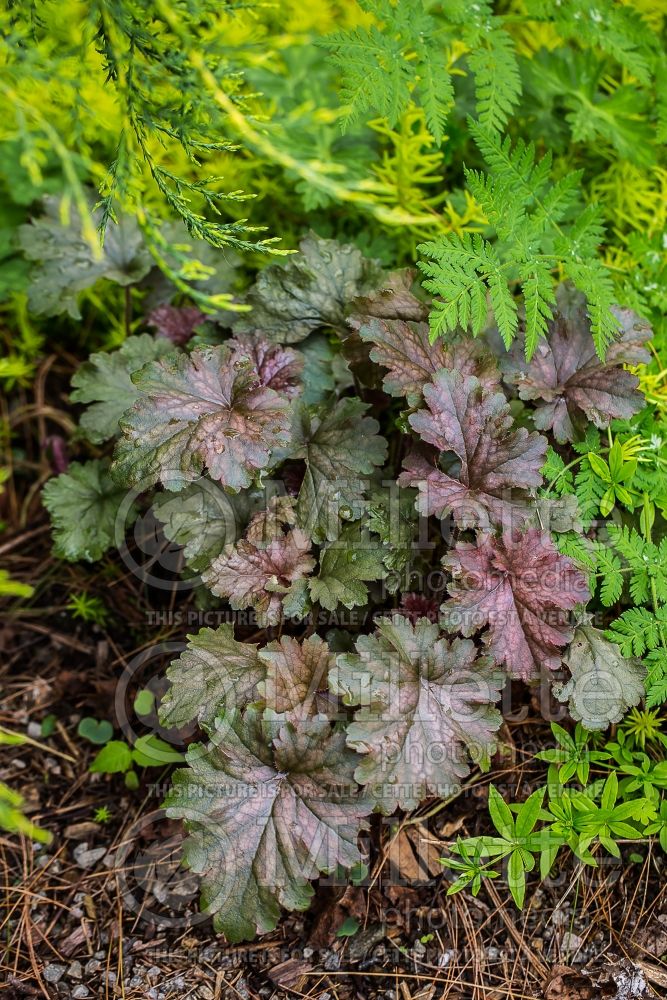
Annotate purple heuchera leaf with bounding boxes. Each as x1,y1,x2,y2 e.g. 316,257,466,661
502,286,652,443
288,397,388,544
228,334,303,399
351,268,428,322
159,624,263,729
351,316,500,403
257,635,336,719
202,498,315,626
146,304,205,345
331,616,503,812
112,345,291,492
165,708,371,942
442,529,590,680
399,371,547,530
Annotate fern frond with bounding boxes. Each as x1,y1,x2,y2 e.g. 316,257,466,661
606,607,667,657
565,256,620,359
468,121,551,207
520,262,556,359
646,648,667,708
596,547,624,607
418,233,509,340
467,29,521,134
323,0,453,143
556,533,597,592
541,447,572,494
416,47,453,145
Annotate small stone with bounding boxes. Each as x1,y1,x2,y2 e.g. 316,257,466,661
71,987,90,999
67,960,83,980
27,722,42,739
73,843,107,869
84,959,101,976
560,931,583,952
44,964,66,984
323,951,340,972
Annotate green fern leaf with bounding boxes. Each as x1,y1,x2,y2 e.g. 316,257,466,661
606,607,667,657
520,263,556,360
467,29,521,134
596,547,624,607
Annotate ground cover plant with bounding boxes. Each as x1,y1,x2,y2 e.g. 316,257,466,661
2,0,667,996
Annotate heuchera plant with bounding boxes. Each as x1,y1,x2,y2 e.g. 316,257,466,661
44,233,655,942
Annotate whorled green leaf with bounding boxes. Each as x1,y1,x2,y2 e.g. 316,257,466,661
286,398,388,544
112,346,291,492
18,196,152,318
70,334,178,444
233,233,382,343
331,616,504,813
554,626,646,731
164,709,371,942
159,625,263,730
309,523,386,612
42,459,137,563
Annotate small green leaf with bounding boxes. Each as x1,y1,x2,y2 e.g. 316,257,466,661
131,734,185,767
348,861,369,886
507,850,526,908
124,769,140,790
588,453,611,481
77,718,114,745
337,916,360,938
89,741,133,774
40,714,57,738
0,728,28,746
488,785,515,840
515,788,545,840
133,690,155,717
